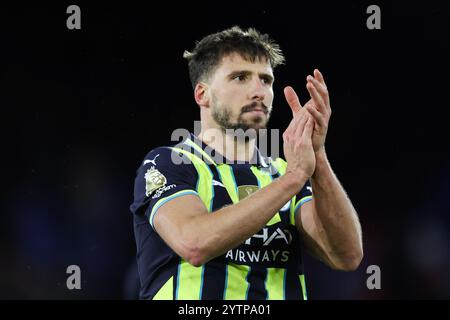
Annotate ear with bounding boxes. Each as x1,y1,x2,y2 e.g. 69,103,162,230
194,82,210,107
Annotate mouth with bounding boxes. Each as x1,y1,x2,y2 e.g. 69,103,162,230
246,108,266,115
244,104,268,114
241,102,269,119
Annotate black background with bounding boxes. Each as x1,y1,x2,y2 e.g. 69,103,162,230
1,1,449,299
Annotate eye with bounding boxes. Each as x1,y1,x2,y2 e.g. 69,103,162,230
233,74,248,82
261,76,272,85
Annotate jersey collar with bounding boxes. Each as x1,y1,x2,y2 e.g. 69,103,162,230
185,133,271,168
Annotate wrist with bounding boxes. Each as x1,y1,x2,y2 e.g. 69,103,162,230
312,148,330,178
315,147,327,160
282,170,309,193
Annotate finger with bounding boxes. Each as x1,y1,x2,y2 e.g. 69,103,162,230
307,75,329,106
314,69,326,87
306,104,326,128
302,115,314,139
306,80,327,114
284,86,303,116
309,73,330,108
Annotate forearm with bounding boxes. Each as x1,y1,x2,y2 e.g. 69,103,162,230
186,172,307,264
310,149,363,268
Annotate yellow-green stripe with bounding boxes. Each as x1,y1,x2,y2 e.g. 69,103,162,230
176,260,204,300
216,164,239,204
184,138,217,165
153,276,173,300
272,158,287,175
299,274,308,300
289,195,297,225
170,147,214,212
250,166,281,225
224,263,250,300
266,268,286,300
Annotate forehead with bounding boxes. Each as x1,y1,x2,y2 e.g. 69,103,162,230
214,52,273,76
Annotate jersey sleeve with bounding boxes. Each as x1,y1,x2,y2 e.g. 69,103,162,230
130,146,200,230
291,179,313,224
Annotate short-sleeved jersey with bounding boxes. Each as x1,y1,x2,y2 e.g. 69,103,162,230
130,133,313,300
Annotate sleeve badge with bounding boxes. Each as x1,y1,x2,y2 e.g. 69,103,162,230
144,168,167,197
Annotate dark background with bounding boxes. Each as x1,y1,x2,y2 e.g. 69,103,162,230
1,1,449,299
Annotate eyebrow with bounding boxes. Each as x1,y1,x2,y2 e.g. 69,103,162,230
227,70,274,83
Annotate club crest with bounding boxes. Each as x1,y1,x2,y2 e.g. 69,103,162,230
238,185,259,201
145,168,167,196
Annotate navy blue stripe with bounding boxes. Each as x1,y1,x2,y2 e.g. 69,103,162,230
246,265,268,300
210,164,233,210
146,257,178,300
231,164,259,190
199,260,227,300
284,265,303,300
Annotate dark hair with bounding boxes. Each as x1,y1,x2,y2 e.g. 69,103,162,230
183,26,285,89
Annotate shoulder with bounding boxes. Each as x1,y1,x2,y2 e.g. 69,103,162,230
139,144,195,169
135,144,198,185
131,144,199,211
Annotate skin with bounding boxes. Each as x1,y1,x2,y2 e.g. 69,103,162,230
286,71,363,270
153,53,363,270
195,52,275,163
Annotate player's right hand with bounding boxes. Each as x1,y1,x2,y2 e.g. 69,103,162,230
282,86,316,179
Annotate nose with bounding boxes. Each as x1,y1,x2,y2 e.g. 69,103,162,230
248,78,266,101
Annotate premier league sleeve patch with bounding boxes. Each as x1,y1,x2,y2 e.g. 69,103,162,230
144,167,167,197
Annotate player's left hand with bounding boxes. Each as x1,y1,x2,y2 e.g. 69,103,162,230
304,69,331,154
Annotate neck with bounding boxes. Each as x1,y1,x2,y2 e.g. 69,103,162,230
198,122,256,163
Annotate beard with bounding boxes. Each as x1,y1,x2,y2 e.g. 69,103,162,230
211,95,271,132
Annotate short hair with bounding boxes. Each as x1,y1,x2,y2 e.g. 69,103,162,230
183,26,285,89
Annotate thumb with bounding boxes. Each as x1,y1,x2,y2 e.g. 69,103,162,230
284,86,302,116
